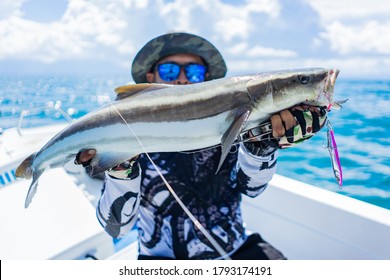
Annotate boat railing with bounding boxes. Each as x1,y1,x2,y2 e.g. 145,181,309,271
17,101,73,136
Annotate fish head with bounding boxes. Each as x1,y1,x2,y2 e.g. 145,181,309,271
246,68,340,110
303,68,340,108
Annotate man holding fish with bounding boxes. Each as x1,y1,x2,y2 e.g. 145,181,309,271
74,32,328,259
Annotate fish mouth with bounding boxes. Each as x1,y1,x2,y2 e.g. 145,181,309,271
322,69,340,108
325,69,339,92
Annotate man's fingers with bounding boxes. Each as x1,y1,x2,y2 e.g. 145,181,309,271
75,149,96,165
81,149,96,162
270,114,285,138
279,109,297,130
271,109,298,138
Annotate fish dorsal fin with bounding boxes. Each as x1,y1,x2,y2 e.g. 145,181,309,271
216,107,251,174
115,83,172,100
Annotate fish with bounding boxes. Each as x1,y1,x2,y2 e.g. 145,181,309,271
16,68,340,208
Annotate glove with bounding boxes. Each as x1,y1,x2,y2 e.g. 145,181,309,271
243,106,327,156
278,106,327,149
106,156,140,180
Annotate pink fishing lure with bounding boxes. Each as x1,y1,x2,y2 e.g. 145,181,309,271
326,120,343,187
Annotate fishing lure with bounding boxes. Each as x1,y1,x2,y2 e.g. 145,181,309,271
240,119,344,188
325,120,343,187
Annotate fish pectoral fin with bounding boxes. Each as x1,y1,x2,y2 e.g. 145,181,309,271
115,83,173,100
89,152,136,177
25,170,42,208
216,107,252,174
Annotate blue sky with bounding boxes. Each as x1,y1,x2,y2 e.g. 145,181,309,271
0,0,389,79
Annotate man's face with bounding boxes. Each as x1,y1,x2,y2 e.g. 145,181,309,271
146,53,209,85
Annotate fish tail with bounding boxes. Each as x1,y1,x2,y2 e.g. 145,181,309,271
15,152,37,179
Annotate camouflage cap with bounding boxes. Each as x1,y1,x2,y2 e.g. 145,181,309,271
131,32,227,83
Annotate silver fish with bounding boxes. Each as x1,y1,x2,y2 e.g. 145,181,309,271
16,68,340,208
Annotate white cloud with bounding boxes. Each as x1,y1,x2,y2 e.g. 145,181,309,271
0,0,24,20
0,0,285,64
115,0,150,9
158,0,199,32
0,0,135,63
319,20,390,55
306,0,390,22
215,17,252,42
0,0,389,77
306,0,390,58
213,0,281,42
247,45,297,58
158,0,281,42
227,43,296,58
227,42,249,55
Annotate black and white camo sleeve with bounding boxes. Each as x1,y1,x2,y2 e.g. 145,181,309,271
234,143,278,197
96,174,141,238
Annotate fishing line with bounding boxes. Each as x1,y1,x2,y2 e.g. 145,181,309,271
177,123,291,155
109,103,231,260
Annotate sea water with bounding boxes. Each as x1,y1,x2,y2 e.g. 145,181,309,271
1,75,389,210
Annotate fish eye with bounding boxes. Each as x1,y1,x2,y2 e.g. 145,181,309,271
298,75,310,84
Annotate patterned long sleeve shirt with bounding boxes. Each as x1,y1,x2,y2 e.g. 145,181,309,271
96,143,277,259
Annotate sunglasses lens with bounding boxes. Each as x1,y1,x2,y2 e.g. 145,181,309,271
158,63,181,81
157,63,207,82
185,64,206,83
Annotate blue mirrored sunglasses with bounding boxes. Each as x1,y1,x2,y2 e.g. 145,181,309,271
157,62,207,83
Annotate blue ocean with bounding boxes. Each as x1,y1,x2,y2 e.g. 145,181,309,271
1,75,389,210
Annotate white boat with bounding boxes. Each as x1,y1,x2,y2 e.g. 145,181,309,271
1,113,390,260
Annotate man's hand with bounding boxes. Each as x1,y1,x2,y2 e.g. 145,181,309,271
270,109,298,138
243,105,327,156
277,105,327,148
271,105,326,138
74,149,96,166
74,149,140,179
